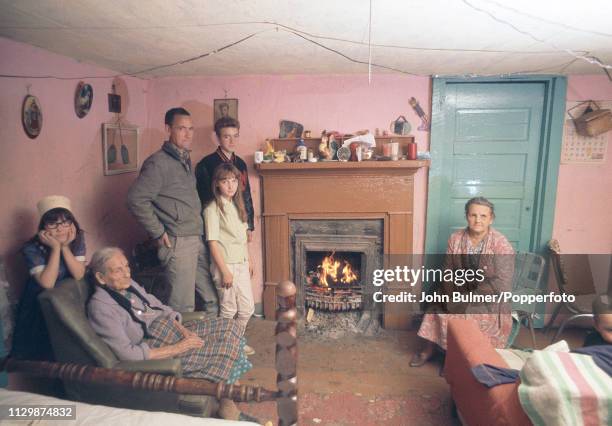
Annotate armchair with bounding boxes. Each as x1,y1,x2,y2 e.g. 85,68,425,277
445,319,532,425
37,278,217,417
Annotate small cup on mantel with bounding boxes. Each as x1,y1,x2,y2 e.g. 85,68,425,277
390,142,399,161
254,151,264,164
382,143,392,157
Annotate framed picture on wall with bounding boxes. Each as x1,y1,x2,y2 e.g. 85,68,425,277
102,123,139,175
213,98,238,123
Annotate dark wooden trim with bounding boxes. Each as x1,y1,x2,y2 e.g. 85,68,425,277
276,281,298,426
0,358,278,403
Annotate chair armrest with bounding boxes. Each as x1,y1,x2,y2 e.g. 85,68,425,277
180,311,205,323
445,319,531,426
114,358,182,376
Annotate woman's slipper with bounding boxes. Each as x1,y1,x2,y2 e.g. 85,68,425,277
409,352,430,367
244,344,256,356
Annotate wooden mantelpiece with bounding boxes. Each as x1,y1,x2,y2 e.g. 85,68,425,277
256,160,429,329
255,159,429,171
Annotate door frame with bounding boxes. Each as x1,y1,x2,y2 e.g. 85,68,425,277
425,75,567,254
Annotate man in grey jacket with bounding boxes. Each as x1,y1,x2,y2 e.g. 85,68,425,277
127,107,217,313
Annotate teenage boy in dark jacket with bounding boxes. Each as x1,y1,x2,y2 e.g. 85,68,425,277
195,117,255,241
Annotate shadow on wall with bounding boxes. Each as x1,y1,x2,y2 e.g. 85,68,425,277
4,207,37,299
141,128,165,161
182,100,216,160
86,171,148,256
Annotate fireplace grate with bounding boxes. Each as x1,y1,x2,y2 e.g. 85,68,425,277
304,287,362,311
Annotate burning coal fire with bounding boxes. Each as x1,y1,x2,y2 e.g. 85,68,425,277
317,252,358,287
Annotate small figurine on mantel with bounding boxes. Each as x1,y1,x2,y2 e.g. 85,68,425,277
274,150,287,163
328,134,339,160
261,138,275,162
295,138,307,161
318,131,331,160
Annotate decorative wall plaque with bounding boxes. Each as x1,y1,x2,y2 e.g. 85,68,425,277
22,95,42,139
75,82,93,118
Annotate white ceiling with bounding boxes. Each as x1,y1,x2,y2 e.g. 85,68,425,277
1,0,611,78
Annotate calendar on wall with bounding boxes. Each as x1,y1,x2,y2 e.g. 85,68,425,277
561,101,611,164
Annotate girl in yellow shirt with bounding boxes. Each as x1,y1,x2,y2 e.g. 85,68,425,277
204,163,255,355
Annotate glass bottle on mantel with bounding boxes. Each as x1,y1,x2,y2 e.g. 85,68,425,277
296,138,307,161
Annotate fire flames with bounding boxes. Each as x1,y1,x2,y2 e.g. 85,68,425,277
318,252,358,287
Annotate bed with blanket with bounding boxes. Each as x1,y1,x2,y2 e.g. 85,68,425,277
0,388,258,425
445,319,611,426
517,349,611,425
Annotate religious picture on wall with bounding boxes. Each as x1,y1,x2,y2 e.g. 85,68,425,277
74,82,93,118
279,120,304,139
22,95,43,139
213,98,238,123
102,123,139,175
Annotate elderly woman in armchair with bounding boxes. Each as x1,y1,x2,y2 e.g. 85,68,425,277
87,247,255,421
411,197,515,367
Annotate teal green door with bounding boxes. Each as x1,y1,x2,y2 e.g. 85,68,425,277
428,81,546,252
426,77,567,327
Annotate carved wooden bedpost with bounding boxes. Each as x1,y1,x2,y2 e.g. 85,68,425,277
276,280,298,426
0,358,277,402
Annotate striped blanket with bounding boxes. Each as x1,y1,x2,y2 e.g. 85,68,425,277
518,350,612,426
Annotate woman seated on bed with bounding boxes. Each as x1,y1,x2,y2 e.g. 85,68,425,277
411,197,515,367
86,247,256,422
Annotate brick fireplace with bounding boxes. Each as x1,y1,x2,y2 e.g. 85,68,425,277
256,159,429,329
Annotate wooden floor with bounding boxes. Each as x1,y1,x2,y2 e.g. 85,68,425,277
241,317,593,425
7,317,593,425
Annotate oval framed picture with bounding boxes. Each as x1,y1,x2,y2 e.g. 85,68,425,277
22,95,43,139
75,81,93,118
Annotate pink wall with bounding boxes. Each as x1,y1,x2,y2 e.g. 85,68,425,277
554,75,612,294
147,75,432,304
3,35,610,307
554,75,612,254
0,37,150,289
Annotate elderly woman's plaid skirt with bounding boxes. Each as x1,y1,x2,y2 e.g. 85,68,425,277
144,315,252,383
